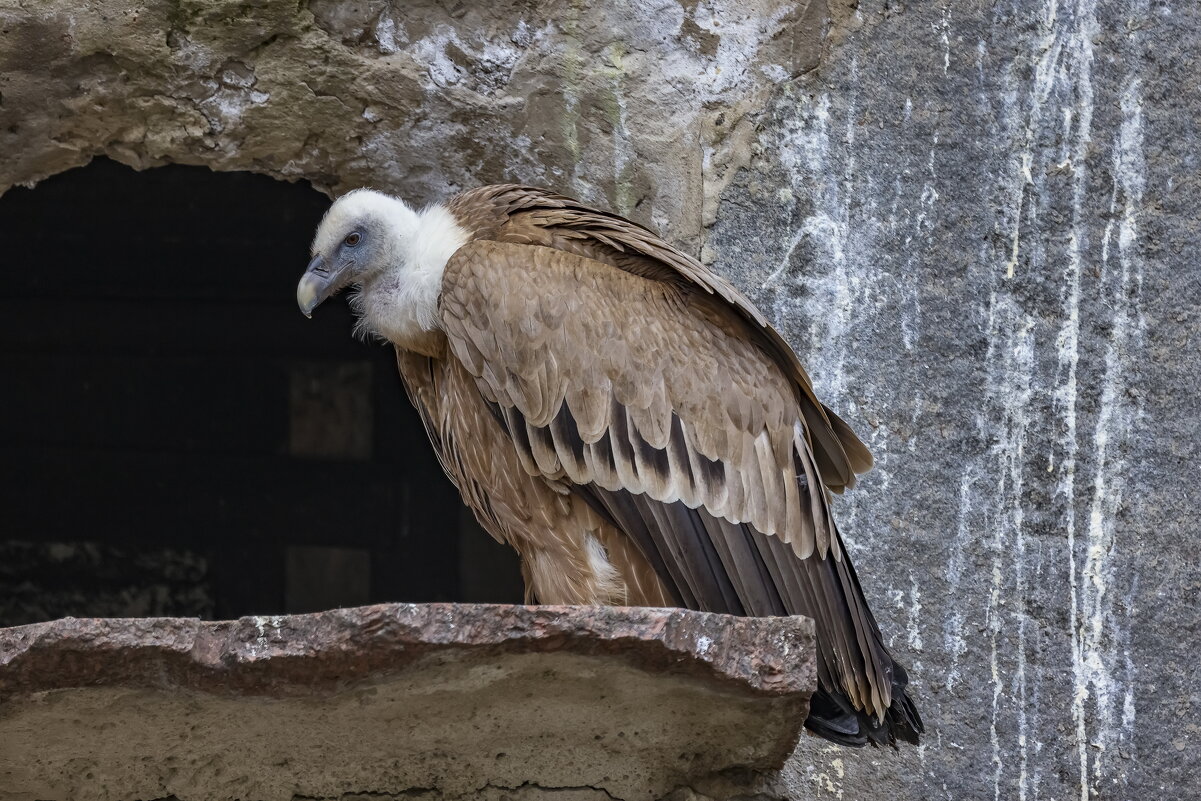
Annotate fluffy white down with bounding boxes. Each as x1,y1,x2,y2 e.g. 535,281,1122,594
584,532,626,604
319,189,470,348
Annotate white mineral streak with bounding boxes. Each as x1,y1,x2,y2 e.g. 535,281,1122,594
907,574,924,652
762,1,1149,796
1079,71,1146,795
943,470,974,695
999,0,1058,282
940,3,952,76
989,1,1143,798
766,79,858,406
1042,4,1097,798
1001,1,1144,798
903,130,937,352
981,293,1035,801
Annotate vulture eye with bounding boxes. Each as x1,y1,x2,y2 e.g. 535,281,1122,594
344,232,362,247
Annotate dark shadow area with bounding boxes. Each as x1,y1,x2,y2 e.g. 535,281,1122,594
0,158,522,626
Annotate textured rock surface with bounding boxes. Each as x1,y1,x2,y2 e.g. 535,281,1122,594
3,0,1200,799
0,604,815,801
709,2,1201,799
0,0,833,250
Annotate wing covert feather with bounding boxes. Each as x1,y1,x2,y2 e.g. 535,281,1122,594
447,184,873,490
440,241,830,560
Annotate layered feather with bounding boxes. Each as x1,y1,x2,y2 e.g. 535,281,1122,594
441,242,837,562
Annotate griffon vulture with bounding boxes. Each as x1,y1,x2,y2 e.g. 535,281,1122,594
296,185,922,747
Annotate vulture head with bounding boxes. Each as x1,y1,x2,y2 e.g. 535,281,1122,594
296,189,468,347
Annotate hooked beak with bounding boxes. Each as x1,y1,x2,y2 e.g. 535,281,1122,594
296,254,350,318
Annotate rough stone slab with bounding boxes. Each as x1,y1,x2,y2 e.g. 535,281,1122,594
0,604,815,801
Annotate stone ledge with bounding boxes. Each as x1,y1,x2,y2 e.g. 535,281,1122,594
0,604,815,801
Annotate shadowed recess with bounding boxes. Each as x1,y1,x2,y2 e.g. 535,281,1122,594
0,158,522,625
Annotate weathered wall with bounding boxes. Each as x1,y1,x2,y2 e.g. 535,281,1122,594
0,0,827,251
718,1,1199,798
2,0,1198,798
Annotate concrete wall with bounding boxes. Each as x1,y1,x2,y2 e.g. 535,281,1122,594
2,1,1197,798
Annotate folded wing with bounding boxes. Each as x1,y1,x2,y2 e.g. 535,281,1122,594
439,240,921,744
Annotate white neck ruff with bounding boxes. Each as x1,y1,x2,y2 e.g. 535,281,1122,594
354,204,470,349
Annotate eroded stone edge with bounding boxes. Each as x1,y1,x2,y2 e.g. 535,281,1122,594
0,603,815,696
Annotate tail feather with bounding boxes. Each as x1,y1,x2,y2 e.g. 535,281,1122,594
802,543,925,748
806,666,924,747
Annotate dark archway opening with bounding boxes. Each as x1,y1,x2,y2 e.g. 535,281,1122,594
0,158,522,626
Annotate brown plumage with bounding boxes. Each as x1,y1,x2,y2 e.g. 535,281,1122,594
297,184,922,747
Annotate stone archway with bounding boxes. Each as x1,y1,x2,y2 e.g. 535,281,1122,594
0,0,835,251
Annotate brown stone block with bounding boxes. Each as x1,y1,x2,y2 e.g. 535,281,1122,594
0,604,814,801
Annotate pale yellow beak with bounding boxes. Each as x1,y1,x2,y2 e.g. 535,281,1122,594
296,254,343,318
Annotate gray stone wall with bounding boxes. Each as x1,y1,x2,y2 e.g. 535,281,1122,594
725,2,1199,798
2,0,1198,798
